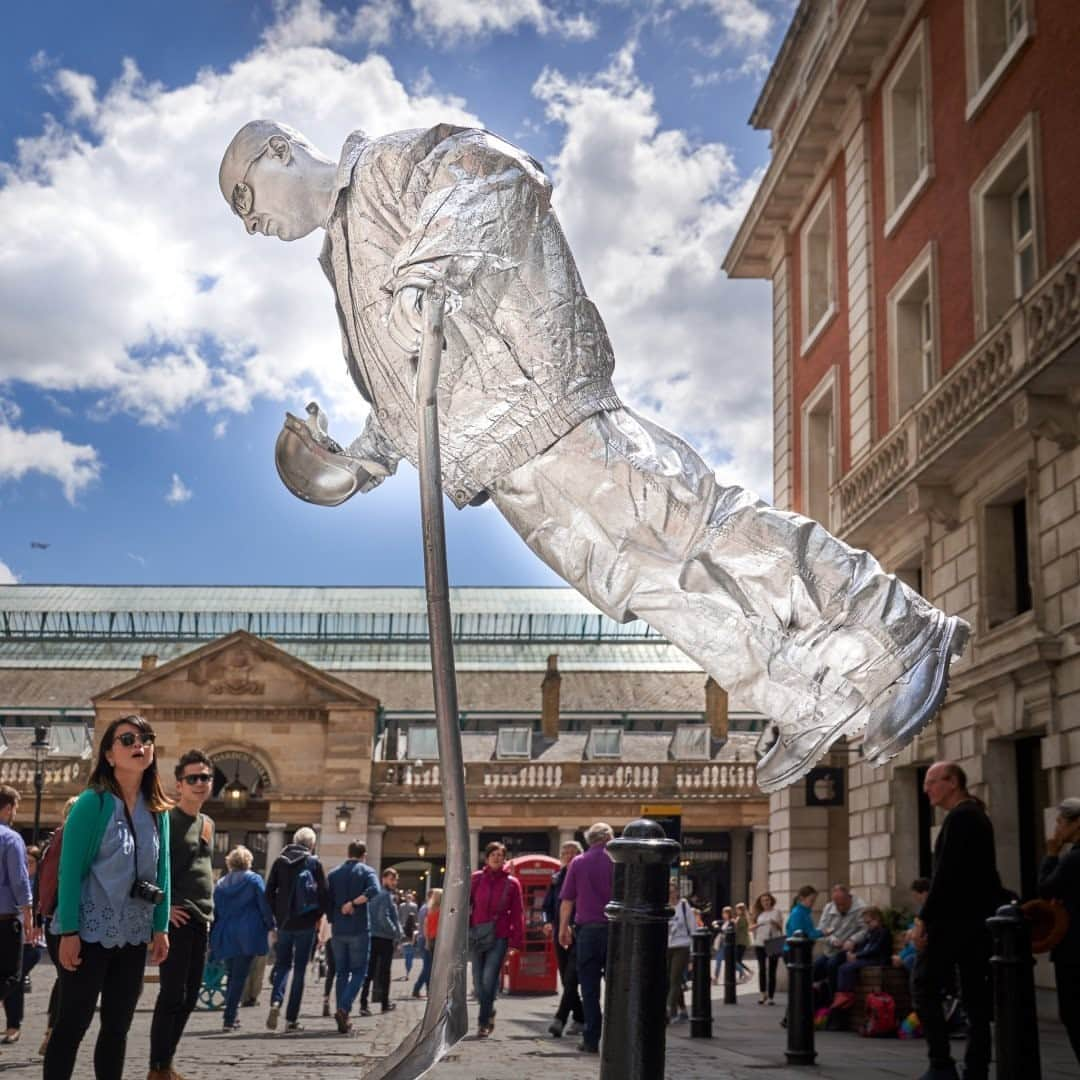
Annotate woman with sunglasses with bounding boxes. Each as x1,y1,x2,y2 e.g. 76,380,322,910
44,714,171,1080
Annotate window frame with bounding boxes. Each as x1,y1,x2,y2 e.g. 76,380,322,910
495,725,533,760
886,241,939,426
799,182,838,355
406,724,439,761
671,724,711,761
883,20,933,237
800,367,839,529
586,726,624,760
964,0,1035,122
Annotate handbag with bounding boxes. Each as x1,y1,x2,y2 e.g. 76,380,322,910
764,935,786,958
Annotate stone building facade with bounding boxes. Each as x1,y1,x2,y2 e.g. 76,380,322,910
725,0,1080,984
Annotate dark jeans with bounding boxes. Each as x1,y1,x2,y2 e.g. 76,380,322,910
913,927,992,1078
45,928,62,1029
323,939,337,998
471,936,508,1027
554,939,583,1024
271,927,316,1023
413,943,434,995
361,936,395,1010
331,932,370,1014
667,945,690,1014
755,945,779,999
3,943,40,1028
223,954,254,1026
576,923,608,1051
149,916,208,1069
812,951,846,995
0,918,23,1000
1054,960,1080,1065
43,939,147,1080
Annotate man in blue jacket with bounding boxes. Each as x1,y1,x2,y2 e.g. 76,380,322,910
326,841,380,1033
359,868,403,1015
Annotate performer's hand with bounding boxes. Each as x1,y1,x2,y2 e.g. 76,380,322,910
59,935,82,972
150,931,169,965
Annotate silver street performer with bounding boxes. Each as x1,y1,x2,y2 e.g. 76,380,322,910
218,120,969,793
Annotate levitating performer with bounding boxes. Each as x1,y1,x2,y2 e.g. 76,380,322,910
219,120,969,792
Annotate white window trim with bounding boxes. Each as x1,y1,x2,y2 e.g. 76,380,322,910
886,241,939,427
969,112,1042,336
964,0,1035,123
883,20,934,238
800,182,838,355
800,367,839,530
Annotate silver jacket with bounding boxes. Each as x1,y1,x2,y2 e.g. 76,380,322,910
320,124,621,508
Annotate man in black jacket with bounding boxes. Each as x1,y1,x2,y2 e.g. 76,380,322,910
1039,797,1080,1064
543,840,584,1038
265,827,329,1032
913,761,1003,1080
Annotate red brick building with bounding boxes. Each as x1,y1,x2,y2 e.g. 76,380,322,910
725,0,1080,977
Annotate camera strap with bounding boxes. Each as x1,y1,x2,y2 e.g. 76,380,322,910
122,799,146,885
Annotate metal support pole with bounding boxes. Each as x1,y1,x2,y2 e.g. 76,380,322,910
690,928,713,1038
366,285,470,1080
988,903,1041,1080
600,819,679,1080
723,923,738,1004
33,769,43,848
784,931,817,1066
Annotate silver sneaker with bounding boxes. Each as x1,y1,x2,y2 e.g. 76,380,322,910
860,615,970,766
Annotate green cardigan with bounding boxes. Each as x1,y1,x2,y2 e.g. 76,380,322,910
53,787,171,937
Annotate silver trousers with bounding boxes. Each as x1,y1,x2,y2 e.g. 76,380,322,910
490,407,945,731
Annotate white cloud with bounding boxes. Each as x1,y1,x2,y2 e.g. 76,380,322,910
213,419,229,439
165,473,193,504
533,45,773,495
0,422,101,502
411,0,596,42
0,559,17,585
690,0,773,46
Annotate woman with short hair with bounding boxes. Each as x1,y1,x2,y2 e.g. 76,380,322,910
210,845,275,1032
45,714,171,1080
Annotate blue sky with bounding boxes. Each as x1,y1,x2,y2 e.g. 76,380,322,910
0,0,790,587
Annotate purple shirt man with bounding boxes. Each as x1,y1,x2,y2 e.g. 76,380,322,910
559,838,614,927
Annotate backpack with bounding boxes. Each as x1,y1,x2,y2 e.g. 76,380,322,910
860,990,897,1038
37,825,64,920
289,857,320,918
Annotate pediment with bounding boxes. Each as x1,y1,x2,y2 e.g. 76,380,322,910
93,630,379,710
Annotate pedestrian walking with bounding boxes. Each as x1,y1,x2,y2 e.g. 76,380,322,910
471,841,525,1038
1038,796,1080,1064
543,840,583,1037
2,843,42,1044
412,888,441,998
326,840,380,1032
734,902,753,982
712,905,734,984
751,891,783,1005
148,749,215,1080
912,761,1004,1080
0,785,35,1018
319,917,335,1017
360,867,403,1015
398,890,418,979
558,823,613,1054
667,880,695,1023
265,825,329,1033
210,845,274,1032
44,714,171,1080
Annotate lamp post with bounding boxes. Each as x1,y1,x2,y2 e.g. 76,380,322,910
222,763,248,811
336,802,353,834
30,723,50,847
415,833,428,859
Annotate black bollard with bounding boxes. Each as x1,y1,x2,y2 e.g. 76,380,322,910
599,819,680,1080
988,902,1042,1080
690,928,713,1038
723,923,738,1004
784,931,816,1066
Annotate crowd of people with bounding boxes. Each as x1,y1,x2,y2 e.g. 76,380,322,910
0,721,1076,1079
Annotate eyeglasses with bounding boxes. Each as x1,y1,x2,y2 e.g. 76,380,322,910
231,142,271,218
115,731,155,748
181,773,213,785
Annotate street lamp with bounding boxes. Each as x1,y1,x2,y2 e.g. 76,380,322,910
222,763,248,810
336,802,352,833
415,833,428,859
30,724,49,846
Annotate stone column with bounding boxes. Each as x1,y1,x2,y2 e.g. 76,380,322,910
729,827,749,904
469,827,481,872
318,798,367,867
750,824,770,903
558,827,578,851
366,823,387,873
265,822,287,870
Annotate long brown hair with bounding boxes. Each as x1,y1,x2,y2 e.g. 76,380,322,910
752,892,777,918
89,714,171,813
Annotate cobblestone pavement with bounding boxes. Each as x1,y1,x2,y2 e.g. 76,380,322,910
1,959,1074,1078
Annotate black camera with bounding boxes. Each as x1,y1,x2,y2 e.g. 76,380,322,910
131,879,165,906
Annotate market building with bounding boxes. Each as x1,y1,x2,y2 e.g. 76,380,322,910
0,584,768,917
724,0,1080,971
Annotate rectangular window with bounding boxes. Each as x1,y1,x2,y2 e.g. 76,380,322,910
888,244,937,421
965,0,1033,118
800,185,836,352
496,726,533,760
895,550,925,599
971,115,1040,333
407,725,439,761
671,724,710,760
802,371,838,528
983,490,1032,629
884,22,931,230
586,727,623,760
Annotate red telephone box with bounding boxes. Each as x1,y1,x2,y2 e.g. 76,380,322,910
504,854,559,993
